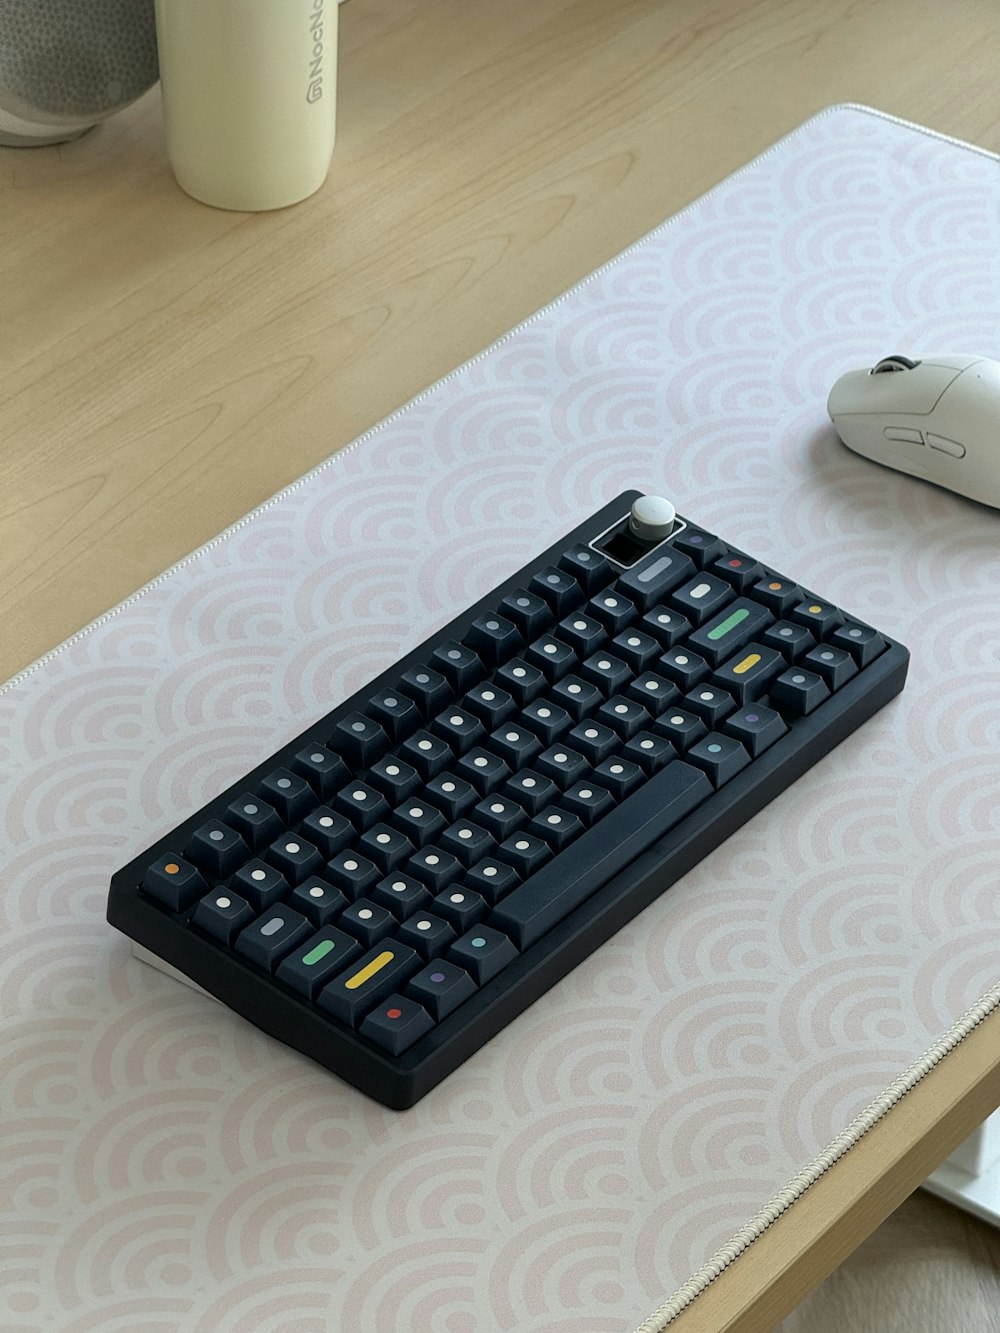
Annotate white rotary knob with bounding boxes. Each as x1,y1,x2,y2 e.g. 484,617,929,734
628,495,676,543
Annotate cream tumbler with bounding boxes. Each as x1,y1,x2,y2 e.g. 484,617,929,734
154,0,337,211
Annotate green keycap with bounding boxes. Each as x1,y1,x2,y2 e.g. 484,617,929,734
708,607,750,640
303,939,337,966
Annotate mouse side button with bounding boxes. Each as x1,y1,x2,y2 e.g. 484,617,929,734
926,434,966,458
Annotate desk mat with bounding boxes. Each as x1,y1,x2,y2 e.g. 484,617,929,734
3,105,1000,1333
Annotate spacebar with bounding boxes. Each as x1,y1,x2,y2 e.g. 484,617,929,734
491,761,712,949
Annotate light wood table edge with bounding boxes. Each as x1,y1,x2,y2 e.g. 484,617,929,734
651,1003,1000,1332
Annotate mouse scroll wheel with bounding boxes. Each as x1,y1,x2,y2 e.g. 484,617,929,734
871,355,922,374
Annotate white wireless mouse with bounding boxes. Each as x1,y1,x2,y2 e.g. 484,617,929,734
827,353,1000,509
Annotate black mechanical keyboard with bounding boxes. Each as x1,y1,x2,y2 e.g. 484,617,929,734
107,492,909,1108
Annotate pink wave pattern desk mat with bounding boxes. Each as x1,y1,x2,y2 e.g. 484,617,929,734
4,105,1000,1333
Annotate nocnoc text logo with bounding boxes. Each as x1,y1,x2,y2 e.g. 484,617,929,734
307,0,325,103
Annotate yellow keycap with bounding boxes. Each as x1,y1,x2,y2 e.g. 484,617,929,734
345,950,395,990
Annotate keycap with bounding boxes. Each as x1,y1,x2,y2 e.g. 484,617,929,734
235,907,312,972
392,800,447,843
623,731,675,774
406,961,477,1021
331,713,389,766
456,748,510,794
687,598,774,668
231,860,288,912
530,566,584,615
492,761,711,947
449,927,519,985
591,757,644,800
490,723,542,770
557,612,608,657
396,913,456,959
587,590,637,635
722,705,788,758
560,781,615,826
464,858,520,905
558,543,612,593
300,807,355,859
360,995,435,1055
464,615,522,665
625,672,679,715
462,683,517,729
652,708,708,752
440,819,495,867
276,928,361,998
521,699,573,744
367,756,422,804
499,590,553,638
551,674,603,720
367,694,421,743
524,635,575,681
358,823,415,873
289,878,350,926
291,744,350,797
371,873,433,919
829,621,887,667
579,652,631,696
502,770,559,815
225,796,284,851
259,769,313,823
659,646,710,690
711,553,763,593
568,720,618,764
431,641,485,692
398,666,451,713
762,620,816,662
324,851,380,900
751,576,802,616
424,772,478,820
340,899,397,948
265,833,324,884
142,855,207,911
400,730,453,780
770,667,831,715
597,695,651,739
333,781,390,832
611,629,661,672
789,600,845,637
431,706,486,753
497,832,552,877
433,887,489,931
535,746,588,788
318,944,421,1027
686,733,752,787
802,644,859,691
193,889,254,945
472,795,526,840
528,807,584,852
641,605,692,648
406,846,464,891
494,658,546,705
682,684,736,728
669,573,734,626
711,643,785,704
670,525,727,567
615,548,696,610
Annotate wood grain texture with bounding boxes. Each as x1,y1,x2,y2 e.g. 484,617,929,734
3,1,999,1326
780,1191,1000,1333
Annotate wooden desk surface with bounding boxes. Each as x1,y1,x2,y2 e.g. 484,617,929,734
3,1,999,1327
